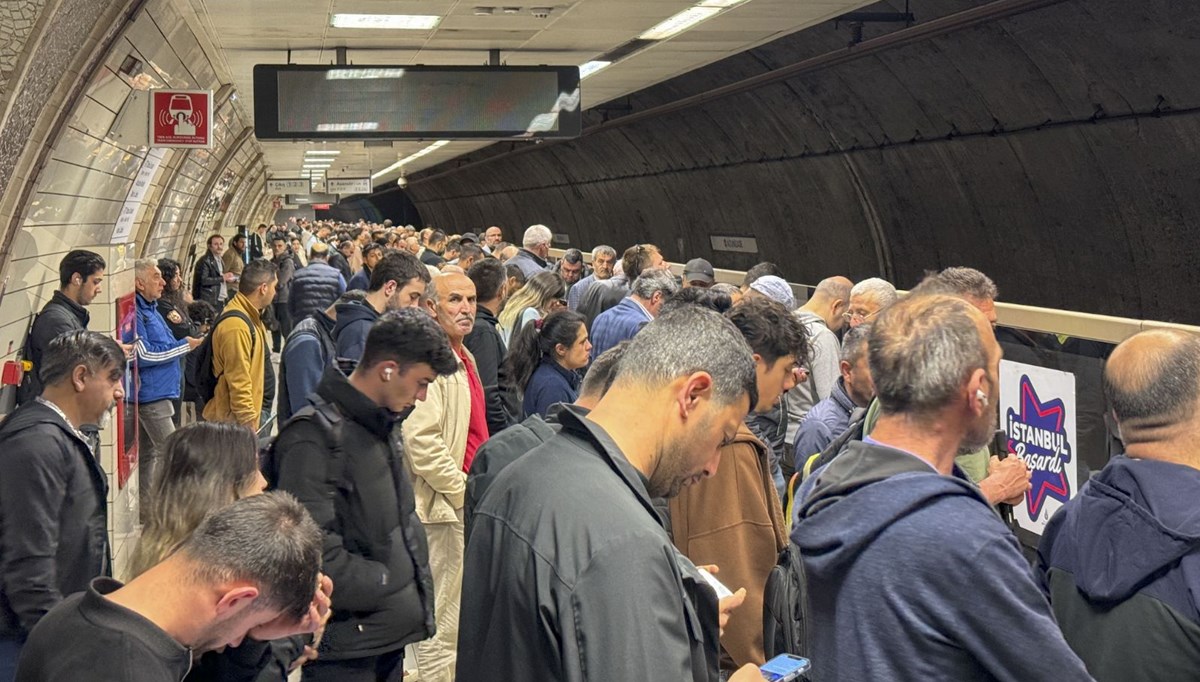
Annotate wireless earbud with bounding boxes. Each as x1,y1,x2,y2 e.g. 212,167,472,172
384,368,393,381
976,389,988,406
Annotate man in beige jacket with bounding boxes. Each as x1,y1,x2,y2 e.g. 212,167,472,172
402,272,488,682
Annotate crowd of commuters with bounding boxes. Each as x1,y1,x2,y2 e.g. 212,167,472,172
0,216,1196,682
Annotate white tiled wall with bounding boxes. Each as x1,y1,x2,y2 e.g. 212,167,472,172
0,0,268,580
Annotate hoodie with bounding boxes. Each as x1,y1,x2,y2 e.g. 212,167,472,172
791,440,1092,682
1037,455,1200,681
332,299,381,369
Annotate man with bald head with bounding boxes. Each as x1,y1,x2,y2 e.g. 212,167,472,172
401,272,487,682
785,275,853,470
1038,329,1200,680
482,226,503,254
792,294,1092,681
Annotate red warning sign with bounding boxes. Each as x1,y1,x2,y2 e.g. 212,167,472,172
149,89,213,148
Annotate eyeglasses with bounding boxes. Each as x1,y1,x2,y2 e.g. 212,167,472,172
842,309,879,323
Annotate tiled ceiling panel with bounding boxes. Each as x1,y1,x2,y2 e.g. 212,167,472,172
184,0,874,183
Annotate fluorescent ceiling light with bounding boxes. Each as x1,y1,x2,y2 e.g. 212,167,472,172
371,140,450,179
303,164,332,169
639,6,720,40
331,14,441,30
699,0,749,6
579,61,612,79
305,150,340,156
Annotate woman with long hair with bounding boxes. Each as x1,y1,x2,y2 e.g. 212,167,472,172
498,271,567,346
158,258,198,426
129,421,266,578
504,310,591,419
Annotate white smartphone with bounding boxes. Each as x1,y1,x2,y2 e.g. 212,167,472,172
695,567,733,599
760,653,812,681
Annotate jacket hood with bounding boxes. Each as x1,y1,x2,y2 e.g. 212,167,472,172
1,400,85,444
792,440,985,577
333,300,380,338
1049,455,1200,602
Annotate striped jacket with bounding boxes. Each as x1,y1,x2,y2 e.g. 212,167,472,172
126,293,191,402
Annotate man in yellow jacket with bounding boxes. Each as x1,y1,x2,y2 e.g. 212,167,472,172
402,272,487,682
203,259,277,431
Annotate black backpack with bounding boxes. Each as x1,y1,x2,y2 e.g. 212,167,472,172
763,541,812,663
187,310,255,404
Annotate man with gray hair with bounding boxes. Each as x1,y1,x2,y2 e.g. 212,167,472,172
17,492,330,681
567,245,617,311
792,323,874,471
126,258,202,512
791,295,1092,681
457,307,766,681
846,277,898,328
588,268,679,361
507,224,554,278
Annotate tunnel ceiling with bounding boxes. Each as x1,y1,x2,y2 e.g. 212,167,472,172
402,0,1200,325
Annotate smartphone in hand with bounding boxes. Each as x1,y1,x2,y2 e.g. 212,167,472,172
760,654,811,681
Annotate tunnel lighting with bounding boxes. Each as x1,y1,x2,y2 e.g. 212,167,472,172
371,140,450,179
331,14,442,30
639,7,720,40
579,61,612,79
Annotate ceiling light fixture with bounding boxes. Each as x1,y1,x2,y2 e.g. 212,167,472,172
639,6,720,40
698,0,750,7
371,140,450,179
578,61,612,79
305,150,341,156
330,14,442,30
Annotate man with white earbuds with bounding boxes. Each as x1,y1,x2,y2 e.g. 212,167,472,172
270,309,460,680
790,294,1091,681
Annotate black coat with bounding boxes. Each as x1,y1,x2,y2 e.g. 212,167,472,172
463,306,518,435
270,368,435,661
289,262,344,322
0,401,109,637
192,252,225,305
458,406,721,681
24,291,89,399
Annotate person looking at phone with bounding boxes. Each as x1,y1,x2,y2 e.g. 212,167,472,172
791,294,1092,681
457,307,767,682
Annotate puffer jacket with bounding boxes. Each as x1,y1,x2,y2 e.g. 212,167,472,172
289,261,345,322
270,367,435,660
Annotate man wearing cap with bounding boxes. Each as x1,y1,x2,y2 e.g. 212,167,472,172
683,258,715,288
743,275,795,310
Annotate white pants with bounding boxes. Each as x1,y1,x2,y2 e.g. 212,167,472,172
413,511,464,682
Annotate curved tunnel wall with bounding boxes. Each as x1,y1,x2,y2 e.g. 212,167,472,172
405,0,1200,324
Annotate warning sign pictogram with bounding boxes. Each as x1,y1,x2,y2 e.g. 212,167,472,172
149,89,213,148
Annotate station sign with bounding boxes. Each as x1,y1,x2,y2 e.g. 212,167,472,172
710,235,758,254
553,233,570,245
149,89,213,148
326,177,372,195
1001,360,1079,536
267,178,310,194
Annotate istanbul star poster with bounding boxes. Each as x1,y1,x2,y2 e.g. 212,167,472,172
1000,360,1078,536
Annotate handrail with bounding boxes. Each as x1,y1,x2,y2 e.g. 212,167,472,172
547,248,1200,345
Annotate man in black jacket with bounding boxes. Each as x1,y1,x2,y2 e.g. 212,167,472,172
0,331,126,680
463,259,517,435
457,308,764,682
271,309,459,682
21,250,106,402
192,234,235,308
333,251,430,371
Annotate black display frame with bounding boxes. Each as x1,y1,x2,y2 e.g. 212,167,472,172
253,64,582,140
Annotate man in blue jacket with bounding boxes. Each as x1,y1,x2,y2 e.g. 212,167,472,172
1038,329,1200,681
333,251,430,371
588,269,678,361
128,259,201,514
791,293,1092,681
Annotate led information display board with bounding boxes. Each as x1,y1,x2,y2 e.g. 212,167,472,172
254,65,582,140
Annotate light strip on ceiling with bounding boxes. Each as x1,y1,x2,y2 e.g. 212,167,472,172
638,0,751,41
331,14,441,30
579,61,613,79
305,150,340,156
371,140,450,179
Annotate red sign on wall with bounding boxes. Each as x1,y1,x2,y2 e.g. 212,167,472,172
149,89,213,148
116,292,139,490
